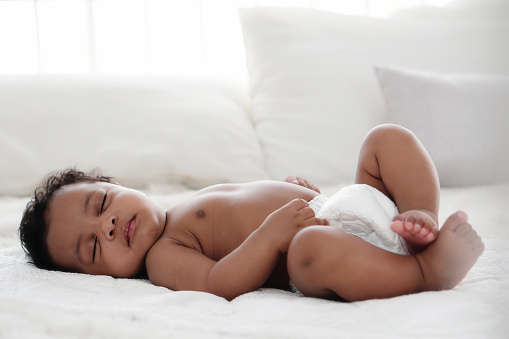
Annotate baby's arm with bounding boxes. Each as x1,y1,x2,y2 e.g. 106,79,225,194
146,199,328,301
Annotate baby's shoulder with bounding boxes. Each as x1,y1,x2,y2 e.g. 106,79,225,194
146,237,178,264
147,235,196,259
145,236,212,290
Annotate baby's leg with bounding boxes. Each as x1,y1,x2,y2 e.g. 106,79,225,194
354,124,440,253
287,211,483,301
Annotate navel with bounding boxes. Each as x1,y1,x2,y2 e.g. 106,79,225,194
196,209,205,218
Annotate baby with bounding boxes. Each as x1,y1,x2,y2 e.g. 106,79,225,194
19,124,484,301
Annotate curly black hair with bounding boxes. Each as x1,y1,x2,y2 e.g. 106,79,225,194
19,168,114,271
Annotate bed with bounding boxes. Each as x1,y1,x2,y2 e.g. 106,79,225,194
1,1,508,338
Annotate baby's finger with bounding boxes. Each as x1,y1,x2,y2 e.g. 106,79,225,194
320,218,330,226
310,217,329,226
301,215,328,226
285,176,300,185
309,183,321,193
286,198,309,210
299,206,316,220
298,178,320,193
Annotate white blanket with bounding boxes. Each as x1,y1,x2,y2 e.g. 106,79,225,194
1,183,508,339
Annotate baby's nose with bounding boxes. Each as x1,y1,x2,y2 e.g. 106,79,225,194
103,216,117,240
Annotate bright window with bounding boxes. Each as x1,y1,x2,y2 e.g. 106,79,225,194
0,0,451,76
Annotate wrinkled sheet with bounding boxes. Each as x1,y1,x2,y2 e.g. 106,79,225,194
1,184,508,339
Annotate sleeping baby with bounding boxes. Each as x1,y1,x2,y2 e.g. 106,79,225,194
19,124,484,301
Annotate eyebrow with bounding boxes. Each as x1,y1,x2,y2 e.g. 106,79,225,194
76,234,84,264
84,190,94,213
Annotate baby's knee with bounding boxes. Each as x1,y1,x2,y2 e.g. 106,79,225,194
367,124,415,144
288,226,328,265
287,227,343,298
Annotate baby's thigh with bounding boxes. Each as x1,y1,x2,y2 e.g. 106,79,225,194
287,226,348,299
354,124,413,198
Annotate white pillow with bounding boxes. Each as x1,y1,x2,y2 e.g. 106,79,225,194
239,7,509,185
375,65,509,186
0,75,268,196
393,0,509,23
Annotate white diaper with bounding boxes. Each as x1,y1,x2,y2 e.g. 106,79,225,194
290,184,409,296
309,184,408,255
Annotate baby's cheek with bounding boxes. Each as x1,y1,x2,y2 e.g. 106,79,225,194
113,252,145,278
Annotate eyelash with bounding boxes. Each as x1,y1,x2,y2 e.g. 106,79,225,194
92,237,98,262
99,193,107,215
93,193,107,262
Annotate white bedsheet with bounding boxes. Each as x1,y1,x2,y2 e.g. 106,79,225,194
1,184,508,339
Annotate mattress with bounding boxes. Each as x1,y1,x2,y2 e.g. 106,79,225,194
1,183,508,339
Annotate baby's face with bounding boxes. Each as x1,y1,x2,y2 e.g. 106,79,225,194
45,182,166,278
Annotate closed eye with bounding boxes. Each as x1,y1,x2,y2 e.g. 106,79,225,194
100,193,107,215
92,237,98,262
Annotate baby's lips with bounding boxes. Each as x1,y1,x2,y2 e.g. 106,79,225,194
127,217,137,246
122,222,129,244
122,217,135,245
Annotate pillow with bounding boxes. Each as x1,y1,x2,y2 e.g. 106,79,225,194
393,0,509,23
375,65,509,186
239,7,509,185
0,75,268,196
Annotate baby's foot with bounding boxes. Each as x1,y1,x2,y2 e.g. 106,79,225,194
416,211,484,292
391,209,438,254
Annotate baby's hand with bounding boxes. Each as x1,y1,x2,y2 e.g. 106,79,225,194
285,176,321,193
260,199,329,253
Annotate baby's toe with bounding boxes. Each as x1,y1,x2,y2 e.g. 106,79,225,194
473,240,485,256
454,222,473,236
418,220,431,234
462,226,480,243
391,220,403,232
407,220,422,233
425,232,435,241
404,216,417,231
419,226,429,236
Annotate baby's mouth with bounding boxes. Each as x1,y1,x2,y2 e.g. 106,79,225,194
123,217,136,246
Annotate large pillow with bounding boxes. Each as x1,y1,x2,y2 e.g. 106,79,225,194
239,6,509,185
393,0,509,23
0,75,268,196
375,65,509,186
